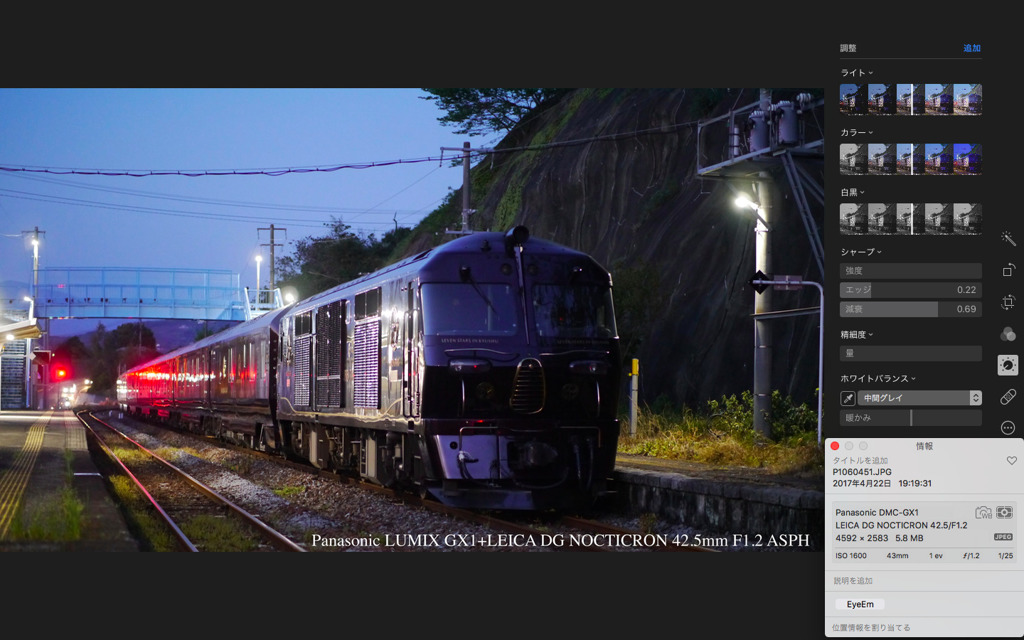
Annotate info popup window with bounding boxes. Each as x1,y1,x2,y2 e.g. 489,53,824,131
825,438,1024,637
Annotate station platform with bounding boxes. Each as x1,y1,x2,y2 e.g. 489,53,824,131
0,409,139,551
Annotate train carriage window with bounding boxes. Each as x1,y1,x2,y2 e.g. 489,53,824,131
532,285,617,338
295,311,312,336
355,288,382,320
257,339,265,383
421,283,520,336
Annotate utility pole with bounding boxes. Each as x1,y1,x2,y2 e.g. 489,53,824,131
441,141,491,235
749,88,775,437
258,224,286,291
697,88,824,440
753,173,773,436
22,226,45,409
752,276,823,445
459,141,471,233
22,227,44,298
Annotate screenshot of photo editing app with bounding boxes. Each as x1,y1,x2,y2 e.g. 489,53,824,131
825,40,1021,636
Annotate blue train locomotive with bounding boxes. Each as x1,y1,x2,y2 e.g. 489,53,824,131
118,227,621,510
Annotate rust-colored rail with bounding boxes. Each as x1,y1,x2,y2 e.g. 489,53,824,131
77,410,305,552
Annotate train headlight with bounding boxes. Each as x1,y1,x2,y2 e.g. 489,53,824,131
449,358,491,374
475,382,496,401
569,360,607,375
509,440,558,469
504,225,530,256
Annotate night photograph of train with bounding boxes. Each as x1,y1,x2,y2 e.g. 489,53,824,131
116,226,622,511
2,24,1005,639
2,88,825,560
2,15,1012,637
0,55,852,640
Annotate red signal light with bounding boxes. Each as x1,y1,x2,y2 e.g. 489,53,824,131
52,364,70,382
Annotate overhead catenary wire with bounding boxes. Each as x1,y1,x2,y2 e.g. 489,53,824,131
0,156,440,177
0,171,448,230
0,189,333,228
0,119,698,179
0,119,704,234
1,172,417,216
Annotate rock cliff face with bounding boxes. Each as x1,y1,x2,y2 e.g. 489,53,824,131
413,88,825,409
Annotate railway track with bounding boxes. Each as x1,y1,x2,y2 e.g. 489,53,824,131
299,464,719,552
97,410,720,553
76,410,304,552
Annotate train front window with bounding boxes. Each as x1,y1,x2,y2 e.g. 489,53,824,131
532,285,617,339
421,283,520,336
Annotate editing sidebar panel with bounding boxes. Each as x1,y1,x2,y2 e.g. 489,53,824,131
824,40,1023,637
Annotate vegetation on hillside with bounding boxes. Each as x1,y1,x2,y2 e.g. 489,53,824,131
275,219,412,300
420,89,567,138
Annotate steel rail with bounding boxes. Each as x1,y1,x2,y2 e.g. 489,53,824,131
75,410,198,552
80,410,305,552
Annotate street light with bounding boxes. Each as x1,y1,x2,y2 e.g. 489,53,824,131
733,195,773,230
31,235,40,301
726,181,773,231
728,179,775,436
255,254,263,305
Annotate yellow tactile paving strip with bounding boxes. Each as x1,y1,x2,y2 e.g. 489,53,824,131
0,411,52,539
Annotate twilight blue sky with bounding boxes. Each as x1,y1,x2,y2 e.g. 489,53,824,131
0,89,473,319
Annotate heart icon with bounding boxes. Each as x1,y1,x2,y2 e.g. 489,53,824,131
1009,456,1018,465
